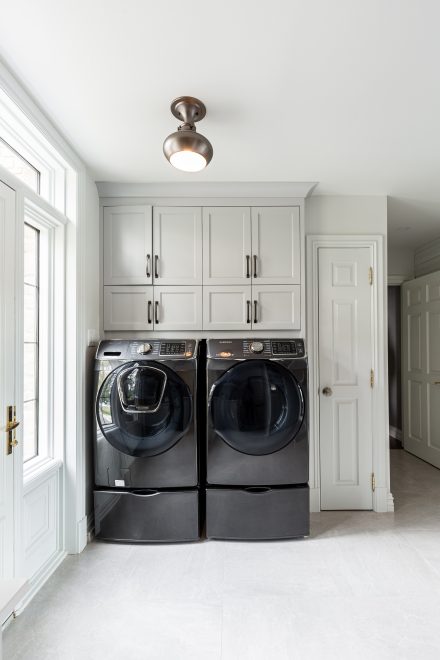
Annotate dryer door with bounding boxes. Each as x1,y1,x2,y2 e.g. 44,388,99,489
97,362,192,457
209,360,304,456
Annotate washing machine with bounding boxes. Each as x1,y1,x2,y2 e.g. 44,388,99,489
206,338,309,540
93,339,200,542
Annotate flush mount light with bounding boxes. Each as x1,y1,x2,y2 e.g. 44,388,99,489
163,96,213,172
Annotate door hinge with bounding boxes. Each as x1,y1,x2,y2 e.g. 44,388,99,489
370,369,374,388
371,473,376,492
368,266,373,285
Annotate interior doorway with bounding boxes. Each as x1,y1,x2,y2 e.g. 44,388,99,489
388,286,402,449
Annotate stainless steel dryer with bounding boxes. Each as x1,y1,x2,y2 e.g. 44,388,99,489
93,339,199,542
206,338,309,540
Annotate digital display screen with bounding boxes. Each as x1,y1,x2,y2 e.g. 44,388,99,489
160,342,186,356
272,341,304,355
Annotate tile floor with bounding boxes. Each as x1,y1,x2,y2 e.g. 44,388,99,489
4,449,440,660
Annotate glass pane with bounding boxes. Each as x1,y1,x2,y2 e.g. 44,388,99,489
23,400,38,462
23,343,38,401
24,284,38,342
0,137,40,192
24,224,39,285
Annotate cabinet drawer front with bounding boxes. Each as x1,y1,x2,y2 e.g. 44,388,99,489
154,286,202,331
103,206,152,285
203,286,251,330
153,207,202,285
103,286,152,331
252,284,301,330
251,207,300,284
203,207,251,284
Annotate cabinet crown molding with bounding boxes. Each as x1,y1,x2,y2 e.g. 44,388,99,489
96,181,318,199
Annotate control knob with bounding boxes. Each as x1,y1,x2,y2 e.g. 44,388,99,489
249,341,265,354
137,343,152,355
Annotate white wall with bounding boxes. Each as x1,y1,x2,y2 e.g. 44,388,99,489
388,245,414,280
414,236,440,277
83,175,100,527
305,195,387,236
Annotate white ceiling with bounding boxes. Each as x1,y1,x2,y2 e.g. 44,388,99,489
1,0,440,249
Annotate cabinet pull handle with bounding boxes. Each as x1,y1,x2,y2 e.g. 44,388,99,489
154,255,159,279
246,300,251,324
253,255,258,278
155,301,159,324
147,300,152,324
146,254,151,277
246,255,250,278
254,300,258,324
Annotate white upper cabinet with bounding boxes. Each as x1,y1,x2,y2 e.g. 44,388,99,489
103,286,152,331
203,207,251,285
103,205,152,285
153,286,202,331
203,286,251,330
153,207,202,285
252,285,301,330
251,207,300,284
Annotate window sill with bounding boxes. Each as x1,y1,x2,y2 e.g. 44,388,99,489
23,456,62,493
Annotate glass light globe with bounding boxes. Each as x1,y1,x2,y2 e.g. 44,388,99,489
170,150,207,172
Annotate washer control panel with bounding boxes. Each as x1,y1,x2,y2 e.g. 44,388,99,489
207,339,306,359
96,339,197,360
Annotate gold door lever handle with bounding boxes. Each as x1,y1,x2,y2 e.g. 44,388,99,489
6,420,20,432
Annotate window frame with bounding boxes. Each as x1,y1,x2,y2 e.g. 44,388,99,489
22,199,66,480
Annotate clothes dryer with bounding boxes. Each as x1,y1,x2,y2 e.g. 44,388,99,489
206,338,309,540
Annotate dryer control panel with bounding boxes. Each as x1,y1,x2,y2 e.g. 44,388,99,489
207,338,306,359
96,339,197,360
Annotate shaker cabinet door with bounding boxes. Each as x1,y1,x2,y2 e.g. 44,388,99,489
103,205,152,285
251,207,300,284
203,207,251,284
103,286,153,331
203,286,251,330
153,286,202,331
251,285,301,330
153,207,202,285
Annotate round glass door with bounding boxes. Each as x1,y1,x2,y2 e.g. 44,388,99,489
97,361,192,457
209,360,304,456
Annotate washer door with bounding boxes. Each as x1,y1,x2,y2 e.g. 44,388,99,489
97,361,192,457
209,360,304,456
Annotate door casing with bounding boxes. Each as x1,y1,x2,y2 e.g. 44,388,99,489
306,235,392,513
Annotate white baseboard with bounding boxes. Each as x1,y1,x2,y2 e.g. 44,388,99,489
14,549,67,616
389,425,402,441
309,487,320,512
373,486,394,512
76,516,88,554
87,512,95,543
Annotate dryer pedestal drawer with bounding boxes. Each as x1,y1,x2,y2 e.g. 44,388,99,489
94,489,200,542
206,486,309,540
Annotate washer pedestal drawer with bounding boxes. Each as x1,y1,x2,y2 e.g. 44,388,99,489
206,485,309,540
94,488,200,542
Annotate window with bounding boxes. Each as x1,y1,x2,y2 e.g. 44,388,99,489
0,137,40,193
22,203,62,468
23,223,40,461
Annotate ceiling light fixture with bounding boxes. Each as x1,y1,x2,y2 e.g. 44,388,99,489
163,96,213,172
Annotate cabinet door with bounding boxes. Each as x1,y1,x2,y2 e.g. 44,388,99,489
203,207,251,284
251,207,300,284
252,285,301,330
103,286,153,331
103,206,152,285
153,286,202,331
203,286,251,330
153,207,202,285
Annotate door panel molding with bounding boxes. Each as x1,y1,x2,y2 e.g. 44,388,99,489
306,235,391,513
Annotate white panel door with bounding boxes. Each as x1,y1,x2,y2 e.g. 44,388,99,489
251,207,300,284
203,207,251,284
0,181,16,578
153,207,202,285
252,284,301,330
203,286,251,330
103,286,153,331
318,247,374,510
153,286,202,331
103,205,152,285
403,273,440,468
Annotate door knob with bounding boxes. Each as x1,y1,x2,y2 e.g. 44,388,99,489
322,386,333,396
